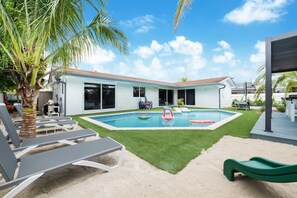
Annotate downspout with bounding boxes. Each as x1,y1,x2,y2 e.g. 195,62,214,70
58,79,67,116
218,84,226,109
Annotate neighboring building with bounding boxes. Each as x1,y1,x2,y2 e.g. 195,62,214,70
50,69,235,115
232,82,256,94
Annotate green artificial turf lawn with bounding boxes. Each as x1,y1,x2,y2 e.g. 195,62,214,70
72,108,260,174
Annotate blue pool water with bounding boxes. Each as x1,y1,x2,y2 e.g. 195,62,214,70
90,110,235,128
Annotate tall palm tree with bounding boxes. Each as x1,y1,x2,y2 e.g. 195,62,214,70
0,0,128,138
174,0,192,31
180,76,188,82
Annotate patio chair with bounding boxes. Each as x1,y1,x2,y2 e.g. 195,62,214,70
223,157,297,182
0,125,98,157
14,103,72,122
289,99,297,122
180,107,191,113
174,107,182,112
1,103,77,132
0,132,125,198
0,106,98,156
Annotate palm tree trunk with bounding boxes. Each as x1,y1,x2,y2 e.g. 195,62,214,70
18,85,40,138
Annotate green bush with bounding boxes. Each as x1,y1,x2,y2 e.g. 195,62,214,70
274,100,286,112
254,98,265,106
177,98,184,107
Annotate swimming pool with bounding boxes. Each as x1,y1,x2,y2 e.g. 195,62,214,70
82,110,242,130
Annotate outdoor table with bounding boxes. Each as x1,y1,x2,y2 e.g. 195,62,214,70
235,102,250,110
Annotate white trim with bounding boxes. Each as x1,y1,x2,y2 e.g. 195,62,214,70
3,173,44,198
81,110,242,131
15,145,38,158
72,145,125,172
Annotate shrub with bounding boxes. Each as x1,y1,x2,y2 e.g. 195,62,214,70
177,98,184,107
260,106,265,112
274,100,286,112
254,98,265,106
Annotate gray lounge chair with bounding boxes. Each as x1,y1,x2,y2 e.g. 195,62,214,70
0,131,125,197
1,103,77,131
0,104,98,157
14,103,72,122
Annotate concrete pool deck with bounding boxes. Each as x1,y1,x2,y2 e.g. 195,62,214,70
81,110,242,130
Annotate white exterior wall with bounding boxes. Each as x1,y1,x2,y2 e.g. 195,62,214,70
231,92,296,103
61,75,170,115
115,84,159,110
220,79,233,108
52,74,234,115
65,76,85,115
195,85,219,108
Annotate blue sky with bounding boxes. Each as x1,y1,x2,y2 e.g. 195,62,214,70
80,0,297,83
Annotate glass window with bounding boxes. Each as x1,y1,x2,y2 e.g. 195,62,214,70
167,90,174,105
84,83,101,110
133,87,145,97
178,90,185,102
140,87,145,97
102,84,115,109
159,89,174,106
186,89,195,105
133,87,139,97
159,89,166,106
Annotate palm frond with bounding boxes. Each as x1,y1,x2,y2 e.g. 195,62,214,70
255,85,265,99
45,8,128,67
285,80,297,95
174,0,192,31
0,2,25,70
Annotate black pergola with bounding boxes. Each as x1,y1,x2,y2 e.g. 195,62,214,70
265,30,297,132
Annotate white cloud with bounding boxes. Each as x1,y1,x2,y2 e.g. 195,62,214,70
82,46,115,65
213,51,235,63
224,0,290,25
250,40,265,63
120,15,157,33
133,40,163,58
169,36,203,56
229,67,256,83
212,40,240,67
214,40,231,51
133,36,206,79
86,36,207,82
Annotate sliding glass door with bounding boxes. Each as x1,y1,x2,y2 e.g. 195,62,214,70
84,83,101,110
159,89,166,106
177,89,195,105
186,89,195,105
167,90,174,105
102,84,115,109
84,83,115,110
159,89,174,106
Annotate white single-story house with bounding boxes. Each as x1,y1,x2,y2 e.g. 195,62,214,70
50,69,235,115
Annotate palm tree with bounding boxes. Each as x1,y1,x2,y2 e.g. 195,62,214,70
254,65,297,98
180,76,188,82
174,0,193,31
0,0,128,138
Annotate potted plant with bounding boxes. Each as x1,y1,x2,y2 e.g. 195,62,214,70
177,98,184,107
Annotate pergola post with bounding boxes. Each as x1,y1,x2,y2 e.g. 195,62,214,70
265,39,272,132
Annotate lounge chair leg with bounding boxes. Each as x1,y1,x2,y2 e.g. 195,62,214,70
72,146,126,172
3,173,43,198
